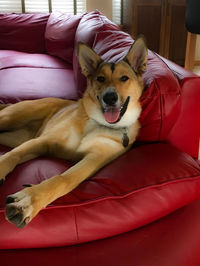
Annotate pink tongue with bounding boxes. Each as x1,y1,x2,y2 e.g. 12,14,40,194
104,108,120,123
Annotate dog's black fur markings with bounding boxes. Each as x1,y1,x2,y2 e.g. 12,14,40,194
111,63,115,72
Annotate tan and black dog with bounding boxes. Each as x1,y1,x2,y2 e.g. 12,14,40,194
0,37,147,228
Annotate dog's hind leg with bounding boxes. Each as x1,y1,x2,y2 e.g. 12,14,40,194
0,104,10,110
0,98,68,131
0,127,36,148
0,103,41,131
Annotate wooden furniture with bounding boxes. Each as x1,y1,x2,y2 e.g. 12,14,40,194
184,0,200,72
184,32,197,71
122,0,187,66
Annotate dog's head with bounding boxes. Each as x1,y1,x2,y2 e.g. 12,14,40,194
78,37,147,128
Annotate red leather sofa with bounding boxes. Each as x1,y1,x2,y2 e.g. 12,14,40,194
0,11,200,265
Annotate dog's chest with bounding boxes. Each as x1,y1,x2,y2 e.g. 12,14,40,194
45,115,93,158
62,119,102,155
49,119,119,160
75,119,124,155
45,103,128,161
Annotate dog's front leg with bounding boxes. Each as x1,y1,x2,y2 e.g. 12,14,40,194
5,146,125,228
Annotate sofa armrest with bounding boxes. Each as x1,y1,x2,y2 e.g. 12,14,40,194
167,77,200,158
153,55,200,158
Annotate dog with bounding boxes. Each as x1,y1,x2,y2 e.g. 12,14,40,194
0,37,147,228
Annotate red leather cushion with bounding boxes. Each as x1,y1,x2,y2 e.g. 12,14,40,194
0,13,49,53
93,30,134,62
93,30,181,141
167,77,200,158
0,51,78,103
73,11,119,96
45,12,82,64
1,197,200,266
0,143,200,249
139,51,181,141
158,55,197,81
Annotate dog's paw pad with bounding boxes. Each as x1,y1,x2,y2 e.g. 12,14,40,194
5,192,33,228
5,204,27,228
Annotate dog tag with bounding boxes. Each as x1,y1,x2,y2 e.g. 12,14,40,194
122,131,129,147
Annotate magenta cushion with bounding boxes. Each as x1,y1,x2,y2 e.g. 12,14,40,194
0,13,49,53
45,12,82,64
0,143,200,249
0,51,78,103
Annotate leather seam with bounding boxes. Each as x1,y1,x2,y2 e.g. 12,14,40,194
153,79,163,140
73,206,79,243
10,175,199,211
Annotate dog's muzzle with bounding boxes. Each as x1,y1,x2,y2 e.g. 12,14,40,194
98,88,130,124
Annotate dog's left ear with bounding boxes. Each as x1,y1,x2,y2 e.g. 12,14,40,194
78,43,102,77
125,37,147,75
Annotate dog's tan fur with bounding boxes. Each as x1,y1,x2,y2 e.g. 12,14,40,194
1,37,147,228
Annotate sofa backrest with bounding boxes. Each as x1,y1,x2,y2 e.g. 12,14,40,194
0,13,49,53
45,11,82,65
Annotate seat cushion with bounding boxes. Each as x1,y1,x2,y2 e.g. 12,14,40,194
1,198,200,266
0,51,78,103
0,143,200,249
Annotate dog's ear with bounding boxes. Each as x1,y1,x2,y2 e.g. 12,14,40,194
78,43,102,77
125,37,147,75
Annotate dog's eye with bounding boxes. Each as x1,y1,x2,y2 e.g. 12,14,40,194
120,75,129,82
97,76,105,83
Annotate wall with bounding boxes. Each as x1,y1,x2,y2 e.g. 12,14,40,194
86,0,112,20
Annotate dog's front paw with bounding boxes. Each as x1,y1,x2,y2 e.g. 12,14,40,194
5,189,34,228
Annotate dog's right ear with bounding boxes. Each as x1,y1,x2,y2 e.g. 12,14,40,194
125,37,147,75
78,43,102,77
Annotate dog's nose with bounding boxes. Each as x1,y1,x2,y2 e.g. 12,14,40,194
102,88,118,106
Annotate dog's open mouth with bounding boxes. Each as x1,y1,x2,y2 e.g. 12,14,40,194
103,96,130,124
